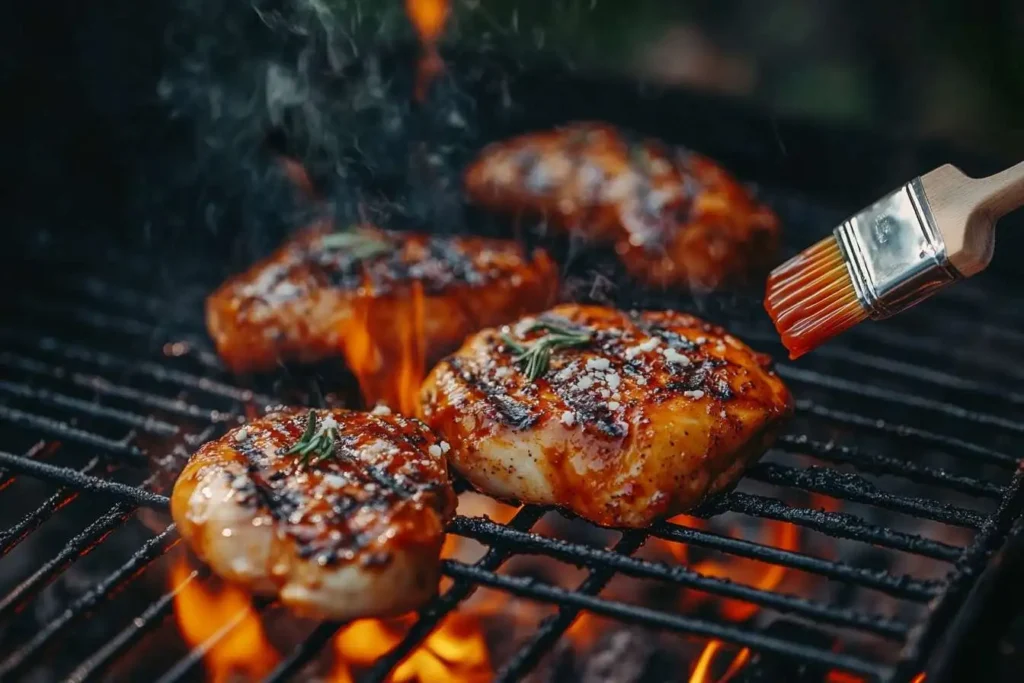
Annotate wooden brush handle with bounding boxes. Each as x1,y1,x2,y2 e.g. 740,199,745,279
921,160,1024,277
973,159,1024,218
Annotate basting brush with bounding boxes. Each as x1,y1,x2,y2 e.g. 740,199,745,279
765,160,1024,359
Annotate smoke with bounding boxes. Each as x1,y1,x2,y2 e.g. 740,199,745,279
149,0,560,275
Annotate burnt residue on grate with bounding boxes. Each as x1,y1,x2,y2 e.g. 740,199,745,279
3,9,1024,679
0,239,1022,682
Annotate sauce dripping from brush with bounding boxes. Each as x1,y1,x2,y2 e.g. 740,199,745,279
763,237,867,359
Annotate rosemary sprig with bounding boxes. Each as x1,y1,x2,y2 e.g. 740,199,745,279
320,229,393,262
283,410,340,467
500,321,592,381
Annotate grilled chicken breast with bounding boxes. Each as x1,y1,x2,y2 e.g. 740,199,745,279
464,122,780,290
206,225,559,374
170,407,457,620
420,304,792,527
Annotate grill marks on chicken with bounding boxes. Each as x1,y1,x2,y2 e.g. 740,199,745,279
421,305,793,528
170,407,457,620
464,122,781,290
206,225,559,373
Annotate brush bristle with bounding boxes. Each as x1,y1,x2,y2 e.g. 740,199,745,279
764,236,868,359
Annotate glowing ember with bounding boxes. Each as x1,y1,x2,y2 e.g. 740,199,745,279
341,280,427,417
689,641,750,683
169,557,279,682
825,672,868,683
405,0,450,101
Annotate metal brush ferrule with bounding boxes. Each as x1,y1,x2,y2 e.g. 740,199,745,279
833,178,961,320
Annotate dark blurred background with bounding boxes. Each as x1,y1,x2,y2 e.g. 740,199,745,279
3,0,1023,252
465,0,1024,157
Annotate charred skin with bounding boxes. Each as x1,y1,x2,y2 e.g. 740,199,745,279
170,407,457,620
421,304,793,528
206,225,559,373
464,122,780,291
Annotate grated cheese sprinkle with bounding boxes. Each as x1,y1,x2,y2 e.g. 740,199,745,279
625,337,660,359
662,348,691,365
560,411,576,427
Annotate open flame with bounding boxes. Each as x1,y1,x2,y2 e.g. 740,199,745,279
405,0,450,101
341,281,427,416
689,641,750,683
328,612,491,683
325,493,511,682
169,557,279,682
660,515,799,682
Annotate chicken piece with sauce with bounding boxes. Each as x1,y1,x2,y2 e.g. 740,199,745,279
206,224,559,374
420,304,792,528
170,407,457,620
464,122,780,291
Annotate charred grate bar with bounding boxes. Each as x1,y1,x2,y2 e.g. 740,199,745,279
1,252,1022,683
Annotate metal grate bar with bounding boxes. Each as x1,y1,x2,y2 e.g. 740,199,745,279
0,330,268,405
776,435,1006,498
648,521,941,601
362,507,546,683
807,347,1024,406
0,452,170,509
0,441,48,493
0,351,228,423
0,379,179,436
714,493,963,562
0,525,180,680
495,531,646,683
0,405,145,463
16,296,1024,435
845,321,1024,384
0,449,961,576
262,507,545,683
0,456,101,558
0,502,136,620
893,465,1024,680
449,518,907,638
66,567,209,683
778,366,1024,435
745,463,987,528
15,296,207,350
795,400,1017,469
17,299,227,375
441,561,889,680
740,328,1024,406
262,622,341,683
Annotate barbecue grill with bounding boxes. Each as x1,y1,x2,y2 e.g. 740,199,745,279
5,4,1024,682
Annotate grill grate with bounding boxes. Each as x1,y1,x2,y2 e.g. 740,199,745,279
1,207,1023,682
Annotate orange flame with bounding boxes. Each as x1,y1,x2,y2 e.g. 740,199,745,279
681,520,800,622
689,641,751,683
328,612,490,683
169,557,279,682
341,281,427,416
406,0,450,101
